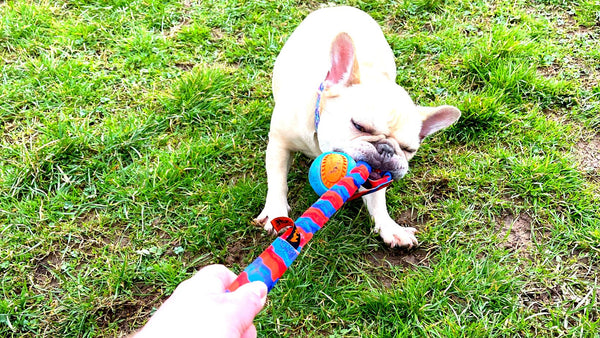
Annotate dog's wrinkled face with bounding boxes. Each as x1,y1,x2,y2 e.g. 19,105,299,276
313,33,460,181
317,83,422,180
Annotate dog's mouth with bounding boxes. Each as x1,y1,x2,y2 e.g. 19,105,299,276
369,169,384,180
356,154,404,180
331,147,406,180
364,159,406,181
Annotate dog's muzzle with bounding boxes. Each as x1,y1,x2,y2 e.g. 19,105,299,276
376,142,394,158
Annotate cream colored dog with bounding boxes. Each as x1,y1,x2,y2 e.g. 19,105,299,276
255,6,460,248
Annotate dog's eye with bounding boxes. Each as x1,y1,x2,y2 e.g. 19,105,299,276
402,147,416,154
352,119,366,133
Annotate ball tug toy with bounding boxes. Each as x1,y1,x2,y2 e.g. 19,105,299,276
227,152,393,293
309,152,357,196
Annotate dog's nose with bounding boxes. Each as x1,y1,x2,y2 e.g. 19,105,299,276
377,143,394,157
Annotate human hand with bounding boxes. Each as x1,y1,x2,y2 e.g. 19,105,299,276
134,264,268,338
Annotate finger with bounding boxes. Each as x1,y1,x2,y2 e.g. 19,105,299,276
225,281,268,333
183,264,238,294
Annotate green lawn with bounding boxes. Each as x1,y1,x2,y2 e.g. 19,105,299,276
1,0,599,336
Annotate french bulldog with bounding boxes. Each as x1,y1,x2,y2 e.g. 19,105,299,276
255,6,461,248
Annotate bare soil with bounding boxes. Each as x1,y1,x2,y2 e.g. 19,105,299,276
575,136,600,173
497,213,533,251
364,247,431,288
225,230,271,266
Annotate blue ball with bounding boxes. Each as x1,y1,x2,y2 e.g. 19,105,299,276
309,152,357,196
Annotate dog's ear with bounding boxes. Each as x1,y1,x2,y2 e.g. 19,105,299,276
324,33,360,90
417,105,461,140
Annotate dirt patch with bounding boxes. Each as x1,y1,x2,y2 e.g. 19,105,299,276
2,120,18,144
537,64,561,79
225,239,247,266
175,62,195,70
427,177,455,200
211,27,225,40
521,272,599,322
33,264,59,288
497,213,533,251
77,228,132,255
537,55,598,90
33,252,61,288
96,284,161,334
164,18,192,38
519,247,600,322
224,231,269,266
531,7,600,90
521,284,564,312
78,210,99,225
162,0,198,38
575,136,600,173
395,209,426,228
364,247,431,288
366,248,431,269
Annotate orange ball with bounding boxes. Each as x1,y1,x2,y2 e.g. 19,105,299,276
320,153,350,188
309,152,357,196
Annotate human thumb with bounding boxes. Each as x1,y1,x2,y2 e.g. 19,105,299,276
226,281,268,333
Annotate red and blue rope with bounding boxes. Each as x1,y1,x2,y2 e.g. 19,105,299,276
227,161,372,293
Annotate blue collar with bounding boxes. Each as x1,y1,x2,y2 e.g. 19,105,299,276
314,82,325,131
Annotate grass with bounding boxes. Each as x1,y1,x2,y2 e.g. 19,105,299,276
1,0,599,336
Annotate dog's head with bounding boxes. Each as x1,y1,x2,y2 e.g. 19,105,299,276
317,33,460,180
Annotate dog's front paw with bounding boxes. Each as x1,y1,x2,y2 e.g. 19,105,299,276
254,203,291,233
374,221,418,249
253,212,276,233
